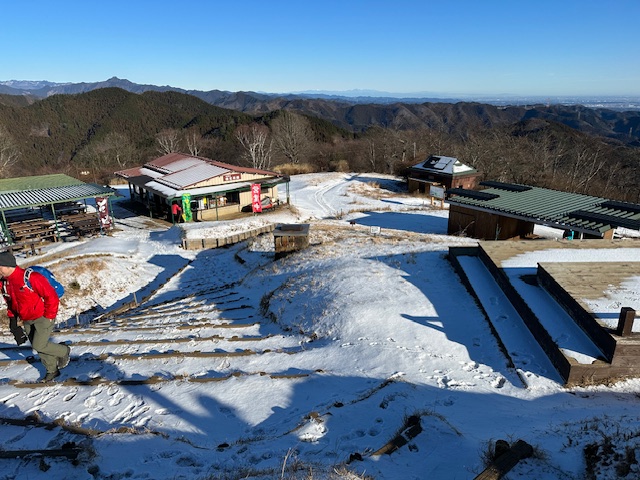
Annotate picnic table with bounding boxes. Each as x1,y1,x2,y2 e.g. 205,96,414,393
8,220,57,243
64,214,103,237
73,219,102,236
60,212,93,223
4,209,42,223
54,202,86,216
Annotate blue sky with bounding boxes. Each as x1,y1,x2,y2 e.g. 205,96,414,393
2,0,638,96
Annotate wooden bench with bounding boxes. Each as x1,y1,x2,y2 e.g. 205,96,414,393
9,219,54,231
13,239,46,256
8,218,50,229
54,202,86,216
10,223,58,243
60,212,93,222
10,223,53,235
68,217,102,237
5,210,42,223
1,239,45,256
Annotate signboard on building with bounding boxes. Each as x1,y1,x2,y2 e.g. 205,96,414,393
251,183,262,213
224,173,242,182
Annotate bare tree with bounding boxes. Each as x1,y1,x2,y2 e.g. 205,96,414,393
565,142,606,193
235,123,273,169
368,138,377,171
271,111,311,164
74,132,136,182
0,124,20,177
370,128,410,175
156,129,182,154
102,132,136,169
529,133,566,188
185,129,201,157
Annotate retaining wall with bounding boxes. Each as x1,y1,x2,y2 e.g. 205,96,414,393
181,225,275,250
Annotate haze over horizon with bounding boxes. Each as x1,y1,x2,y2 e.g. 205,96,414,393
1,0,638,98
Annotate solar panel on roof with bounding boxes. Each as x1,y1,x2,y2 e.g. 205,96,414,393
568,210,640,230
480,181,532,192
447,188,499,201
432,157,450,170
598,200,640,214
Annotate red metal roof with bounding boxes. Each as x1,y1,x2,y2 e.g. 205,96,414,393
147,153,278,177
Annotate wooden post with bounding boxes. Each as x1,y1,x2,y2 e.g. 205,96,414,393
0,446,81,459
616,307,636,337
474,440,533,480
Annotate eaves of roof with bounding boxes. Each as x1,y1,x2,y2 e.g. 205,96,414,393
144,175,289,200
446,182,640,235
0,183,116,211
408,166,478,178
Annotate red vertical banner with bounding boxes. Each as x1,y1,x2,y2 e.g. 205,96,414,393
96,197,111,230
251,183,262,213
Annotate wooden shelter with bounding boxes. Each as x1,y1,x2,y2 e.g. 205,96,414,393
0,174,115,254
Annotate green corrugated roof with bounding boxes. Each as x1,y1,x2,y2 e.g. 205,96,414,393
447,181,640,235
0,174,115,212
0,174,84,193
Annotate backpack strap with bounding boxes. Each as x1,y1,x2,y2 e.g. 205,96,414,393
23,267,34,292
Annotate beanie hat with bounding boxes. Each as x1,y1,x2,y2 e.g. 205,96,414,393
0,251,17,268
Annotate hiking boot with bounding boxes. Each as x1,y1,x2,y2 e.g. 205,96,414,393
58,344,71,369
41,370,60,383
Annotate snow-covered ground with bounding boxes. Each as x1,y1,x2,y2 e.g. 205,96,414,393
1,172,639,480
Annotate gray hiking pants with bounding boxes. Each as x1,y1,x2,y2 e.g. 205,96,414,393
24,317,66,374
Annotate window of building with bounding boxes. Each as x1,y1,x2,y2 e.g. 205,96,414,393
204,191,240,208
226,191,240,205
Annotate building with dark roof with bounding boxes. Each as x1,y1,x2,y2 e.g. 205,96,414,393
115,153,289,221
446,181,640,240
408,155,481,195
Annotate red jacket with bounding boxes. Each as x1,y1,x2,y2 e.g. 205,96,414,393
1,266,59,321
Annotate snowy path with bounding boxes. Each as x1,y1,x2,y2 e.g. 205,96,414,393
1,174,639,479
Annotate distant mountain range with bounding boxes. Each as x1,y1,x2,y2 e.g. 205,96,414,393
1,77,639,110
1,78,639,146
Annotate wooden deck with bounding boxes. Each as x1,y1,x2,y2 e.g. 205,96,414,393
538,262,640,325
451,238,640,386
479,238,640,267
479,239,640,324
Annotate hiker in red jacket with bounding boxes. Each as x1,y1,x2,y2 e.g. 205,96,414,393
171,201,183,224
0,251,70,383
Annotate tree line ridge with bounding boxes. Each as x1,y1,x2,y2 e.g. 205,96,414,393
0,81,638,203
